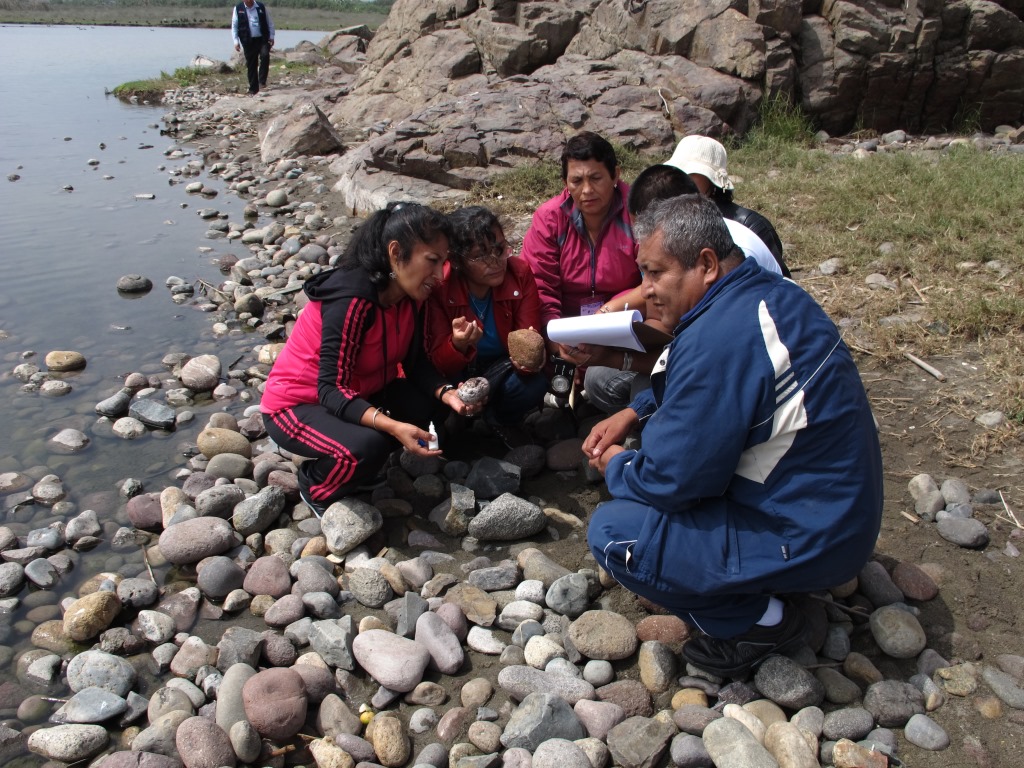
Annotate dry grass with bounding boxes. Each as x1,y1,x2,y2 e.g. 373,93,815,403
731,145,1024,423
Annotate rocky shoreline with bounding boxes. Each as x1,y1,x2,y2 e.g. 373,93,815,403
2,51,1024,768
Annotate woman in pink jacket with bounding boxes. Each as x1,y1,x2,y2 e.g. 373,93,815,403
260,203,476,516
521,132,640,408
521,131,640,338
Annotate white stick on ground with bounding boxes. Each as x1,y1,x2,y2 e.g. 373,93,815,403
904,351,946,381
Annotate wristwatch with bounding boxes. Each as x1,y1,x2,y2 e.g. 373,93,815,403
437,384,456,401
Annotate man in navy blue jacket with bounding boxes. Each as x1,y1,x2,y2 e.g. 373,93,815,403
231,0,275,95
583,194,883,678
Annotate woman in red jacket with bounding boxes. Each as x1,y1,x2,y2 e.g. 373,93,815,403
261,202,476,516
425,206,548,430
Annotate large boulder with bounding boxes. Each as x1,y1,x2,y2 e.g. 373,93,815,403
260,101,345,164
463,2,586,77
690,8,766,80
305,0,1024,209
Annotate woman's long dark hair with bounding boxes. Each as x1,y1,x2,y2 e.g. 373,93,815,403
447,206,504,271
341,201,452,286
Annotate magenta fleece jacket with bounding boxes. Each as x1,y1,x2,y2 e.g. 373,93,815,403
520,181,640,327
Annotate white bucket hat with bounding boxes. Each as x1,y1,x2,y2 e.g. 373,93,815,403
665,135,734,191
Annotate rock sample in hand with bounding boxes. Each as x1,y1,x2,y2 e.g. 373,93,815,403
458,377,489,405
508,329,545,371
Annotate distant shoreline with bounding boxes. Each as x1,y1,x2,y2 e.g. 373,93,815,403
0,7,386,32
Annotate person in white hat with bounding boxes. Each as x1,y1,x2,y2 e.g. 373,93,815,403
666,136,789,276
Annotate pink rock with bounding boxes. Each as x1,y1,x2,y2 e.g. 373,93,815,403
635,615,691,645
574,698,626,741
242,668,307,740
95,752,182,768
126,493,163,531
263,594,304,628
891,561,939,601
435,602,469,642
595,679,653,718
292,664,335,704
175,717,235,768
351,629,430,692
436,706,474,744
415,611,465,674
243,556,293,599
158,517,237,565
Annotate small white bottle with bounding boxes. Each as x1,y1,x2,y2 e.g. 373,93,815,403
427,421,439,451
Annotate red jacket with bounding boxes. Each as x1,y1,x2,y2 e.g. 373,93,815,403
520,181,640,328
424,257,542,378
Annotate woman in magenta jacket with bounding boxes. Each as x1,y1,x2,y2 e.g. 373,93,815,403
520,131,640,344
425,206,547,427
260,202,476,516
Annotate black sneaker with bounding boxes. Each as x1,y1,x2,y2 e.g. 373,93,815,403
682,602,806,678
298,485,328,519
297,465,329,518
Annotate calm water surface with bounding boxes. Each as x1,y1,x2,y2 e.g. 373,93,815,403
0,25,324,688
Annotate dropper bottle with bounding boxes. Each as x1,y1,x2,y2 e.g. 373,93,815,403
427,421,439,450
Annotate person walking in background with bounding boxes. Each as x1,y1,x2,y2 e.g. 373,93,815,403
232,0,275,96
260,203,478,517
666,135,790,276
425,206,547,443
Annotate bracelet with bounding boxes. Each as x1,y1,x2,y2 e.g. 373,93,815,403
371,407,389,430
621,351,633,372
437,384,456,401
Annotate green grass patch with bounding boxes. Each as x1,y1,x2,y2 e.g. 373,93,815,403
112,56,316,100
738,95,817,153
112,65,217,99
731,144,1024,273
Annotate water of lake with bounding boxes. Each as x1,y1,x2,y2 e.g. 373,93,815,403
0,24,325,688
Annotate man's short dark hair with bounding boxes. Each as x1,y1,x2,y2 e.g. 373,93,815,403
561,131,617,180
634,194,738,271
627,164,700,217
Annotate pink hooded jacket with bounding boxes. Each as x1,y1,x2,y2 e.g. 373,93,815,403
520,181,639,327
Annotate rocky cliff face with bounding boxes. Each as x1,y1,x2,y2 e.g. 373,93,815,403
313,0,1024,209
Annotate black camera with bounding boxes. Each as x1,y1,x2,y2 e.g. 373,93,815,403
549,356,576,397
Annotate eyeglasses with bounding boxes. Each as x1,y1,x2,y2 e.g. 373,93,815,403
466,241,511,265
